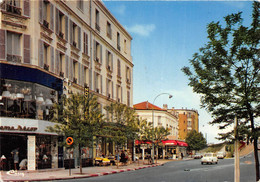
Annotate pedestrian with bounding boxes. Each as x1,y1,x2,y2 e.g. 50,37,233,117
120,150,126,165
19,159,27,170
11,147,19,170
181,152,184,159
0,155,7,171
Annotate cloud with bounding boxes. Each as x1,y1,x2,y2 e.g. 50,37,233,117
114,5,126,16
126,24,156,37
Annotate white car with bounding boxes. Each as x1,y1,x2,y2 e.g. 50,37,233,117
217,152,225,159
201,153,218,165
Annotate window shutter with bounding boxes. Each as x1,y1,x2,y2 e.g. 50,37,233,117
39,0,43,24
100,44,102,64
106,50,108,68
112,81,114,99
23,34,30,64
106,78,109,97
65,15,68,41
38,40,44,68
81,64,84,86
69,20,73,44
94,72,97,91
93,40,96,61
55,49,60,74
65,55,69,78
78,27,81,50
50,46,54,73
121,87,123,103
100,75,103,94
86,34,88,55
50,3,54,31
111,53,113,71
89,68,92,90
83,32,86,54
78,62,81,85
0,30,6,60
55,8,59,34
70,58,73,81
23,0,30,17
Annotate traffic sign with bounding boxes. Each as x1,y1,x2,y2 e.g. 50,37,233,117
66,137,74,145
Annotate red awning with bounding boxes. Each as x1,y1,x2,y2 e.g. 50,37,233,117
177,141,188,147
162,140,177,146
135,140,152,145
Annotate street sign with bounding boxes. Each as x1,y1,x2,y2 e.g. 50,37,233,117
66,137,74,145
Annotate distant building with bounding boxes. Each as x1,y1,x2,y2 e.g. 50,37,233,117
133,101,179,140
170,108,199,140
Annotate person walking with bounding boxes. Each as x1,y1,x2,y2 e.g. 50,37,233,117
11,148,19,170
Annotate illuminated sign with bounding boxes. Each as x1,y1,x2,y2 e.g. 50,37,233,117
0,125,38,131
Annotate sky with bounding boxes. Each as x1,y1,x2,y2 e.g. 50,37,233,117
103,0,254,144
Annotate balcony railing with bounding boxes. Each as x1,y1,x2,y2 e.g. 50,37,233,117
59,31,64,39
7,54,22,63
59,71,64,77
44,64,49,71
43,20,49,29
73,77,77,84
5,3,22,15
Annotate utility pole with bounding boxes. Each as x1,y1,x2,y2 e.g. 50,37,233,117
234,116,240,182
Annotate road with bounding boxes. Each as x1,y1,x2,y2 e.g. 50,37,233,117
58,153,257,182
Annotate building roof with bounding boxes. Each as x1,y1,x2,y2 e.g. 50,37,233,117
133,101,165,111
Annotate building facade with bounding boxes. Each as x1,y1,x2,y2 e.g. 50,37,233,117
171,108,199,140
0,0,132,170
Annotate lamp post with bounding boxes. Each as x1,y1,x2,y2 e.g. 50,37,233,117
151,93,172,164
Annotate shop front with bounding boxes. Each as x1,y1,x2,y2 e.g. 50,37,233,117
0,117,58,171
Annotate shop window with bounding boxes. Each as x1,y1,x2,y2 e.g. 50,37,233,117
7,32,21,63
36,136,52,169
0,79,57,120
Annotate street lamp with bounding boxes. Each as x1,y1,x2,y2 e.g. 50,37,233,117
152,93,172,164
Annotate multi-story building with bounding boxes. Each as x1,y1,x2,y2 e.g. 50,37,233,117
133,101,181,159
0,0,132,170
171,108,199,140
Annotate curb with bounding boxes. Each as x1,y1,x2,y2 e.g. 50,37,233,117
2,164,164,182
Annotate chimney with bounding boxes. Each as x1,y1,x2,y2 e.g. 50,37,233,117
163,104,168,110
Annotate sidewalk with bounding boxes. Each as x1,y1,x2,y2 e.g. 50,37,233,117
0,159,174,182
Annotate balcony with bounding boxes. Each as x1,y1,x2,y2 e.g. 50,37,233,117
7,54,22,63
43,20,49,29
5,4,22,15
59,31,64,39
72,41,77,48
44,64,49,71
73,77,77,84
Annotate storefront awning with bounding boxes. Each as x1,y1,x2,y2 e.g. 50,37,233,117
177,141,188,147
162,140,177,146
135,140,152,145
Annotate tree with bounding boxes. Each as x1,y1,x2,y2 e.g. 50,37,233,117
185,130,207,151
47,93,104,174
154,126,170,163
182,2,259,180
104,102,139,167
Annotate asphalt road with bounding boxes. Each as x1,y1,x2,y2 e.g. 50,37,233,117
58,153,257,182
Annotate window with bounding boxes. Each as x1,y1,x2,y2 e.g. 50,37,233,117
7,32,21,63
106,51,113,71
70,21,81,50
106,21,112,39
94,41,102,63
77,0,83,11
94,72,101,93
117,32,120,50
42,0,50,29
106,79,112,98
73,61,78,83
126,66,131,83
116,85,122,102
59,52,64,77
83,32,88,55
43,44,49,70
158,116,162,126
72,23,77,46
58,11,64,38
124,39,127,53
84,67,89,86
127,90,130,106
95,9,100,31
117,59,121,77
5,0,21,15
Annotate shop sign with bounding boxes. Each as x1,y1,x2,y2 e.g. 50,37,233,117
0,125,38,131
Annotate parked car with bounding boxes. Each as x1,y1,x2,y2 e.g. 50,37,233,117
194,153,203,159
201,153,218,164
217,152,225,159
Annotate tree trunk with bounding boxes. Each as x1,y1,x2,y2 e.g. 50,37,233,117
79,143,82,174
248,107,259,181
